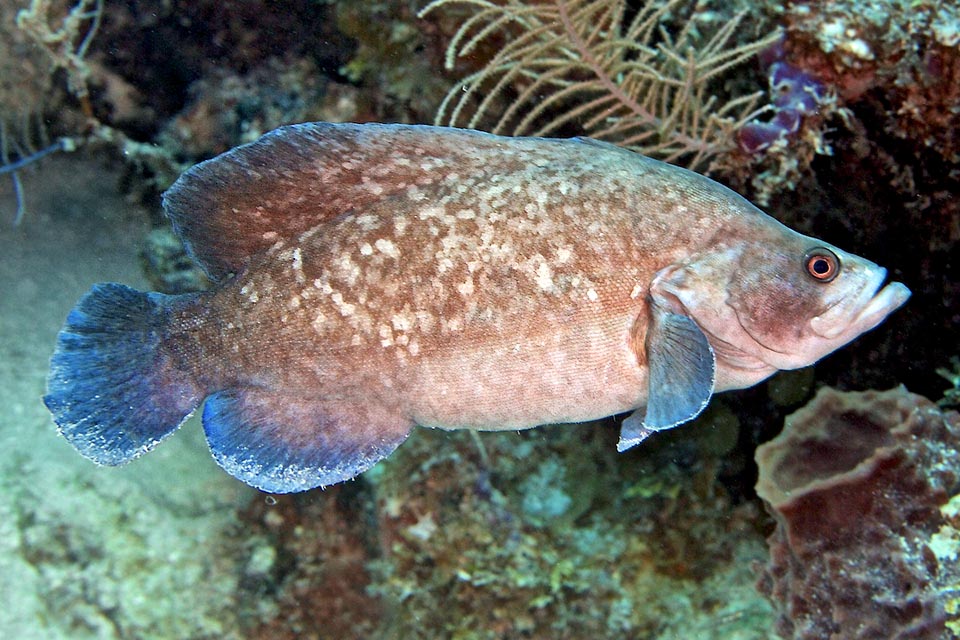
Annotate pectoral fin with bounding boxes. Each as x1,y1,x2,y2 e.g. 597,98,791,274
202,388,412,493
618,311,715,451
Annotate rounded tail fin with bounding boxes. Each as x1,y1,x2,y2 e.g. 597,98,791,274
44,283,205,465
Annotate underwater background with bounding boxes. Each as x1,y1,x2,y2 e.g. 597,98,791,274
0,0,958,638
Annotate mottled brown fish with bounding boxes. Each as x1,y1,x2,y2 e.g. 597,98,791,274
45,123,910,493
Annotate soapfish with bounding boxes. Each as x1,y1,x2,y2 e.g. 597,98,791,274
45,123,910,493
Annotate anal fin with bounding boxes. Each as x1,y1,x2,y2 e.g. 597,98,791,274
202,388,412,493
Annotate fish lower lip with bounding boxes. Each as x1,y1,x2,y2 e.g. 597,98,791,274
854,281,911,328
814,281,911,340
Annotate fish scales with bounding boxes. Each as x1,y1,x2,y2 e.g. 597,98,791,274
189,139,729,426
44,122,910,492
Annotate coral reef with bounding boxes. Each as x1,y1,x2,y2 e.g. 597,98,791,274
0,0,94,224
770,0,960,164
140,227,210,295
87,0,350,135
420,0,779,170
15,0,102,103
238,484,383,640
730,38,844,205
0,0,53,120
755,386,960,639
748,0,960,240
235,419,775,639
155,57,353,162
737,56,828,155
80,0,359,183
335,0,452,123
939,357,960,409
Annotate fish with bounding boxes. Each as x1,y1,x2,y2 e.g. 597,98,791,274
44,122,911,493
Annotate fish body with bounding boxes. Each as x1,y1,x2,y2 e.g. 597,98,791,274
45,123,910,492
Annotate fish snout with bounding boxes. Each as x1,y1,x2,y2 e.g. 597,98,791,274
810,266,910,341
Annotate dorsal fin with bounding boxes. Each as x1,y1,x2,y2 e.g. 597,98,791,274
161,122,532,281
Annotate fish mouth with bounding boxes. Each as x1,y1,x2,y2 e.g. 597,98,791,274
811,269,911,340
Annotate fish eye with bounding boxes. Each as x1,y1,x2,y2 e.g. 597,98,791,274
804,247,840,282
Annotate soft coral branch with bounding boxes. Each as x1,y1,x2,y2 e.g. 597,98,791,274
421,0,779,171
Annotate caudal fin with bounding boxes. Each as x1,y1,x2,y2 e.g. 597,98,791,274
44,283,205,465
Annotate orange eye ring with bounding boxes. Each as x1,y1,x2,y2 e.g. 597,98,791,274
804,248,840,282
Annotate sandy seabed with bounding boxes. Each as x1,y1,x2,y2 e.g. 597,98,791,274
0,153,252,639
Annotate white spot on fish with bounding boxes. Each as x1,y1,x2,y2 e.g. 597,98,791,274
436,256,454,273
406,185,426,202
312,312,326,332
391,309,414,332
536,263,554,291
379,323,394,347
330,291,356,317
442,317,464,333
291,248,305,284
360,243,373,256
587,288,599,302
337,253,360,286
355,214,379,230
375,238,400,259
240,284,260,303
457,275,475,297
313,278,333,295
418,205,444,220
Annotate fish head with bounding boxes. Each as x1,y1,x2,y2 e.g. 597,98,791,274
650,226,910,391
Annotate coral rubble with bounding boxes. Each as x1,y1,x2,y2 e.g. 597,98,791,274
237,421,775,639
755,386,960,639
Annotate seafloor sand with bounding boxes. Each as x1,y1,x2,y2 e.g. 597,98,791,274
0,153,252,639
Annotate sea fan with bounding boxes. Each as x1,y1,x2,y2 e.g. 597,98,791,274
420,0,779,170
